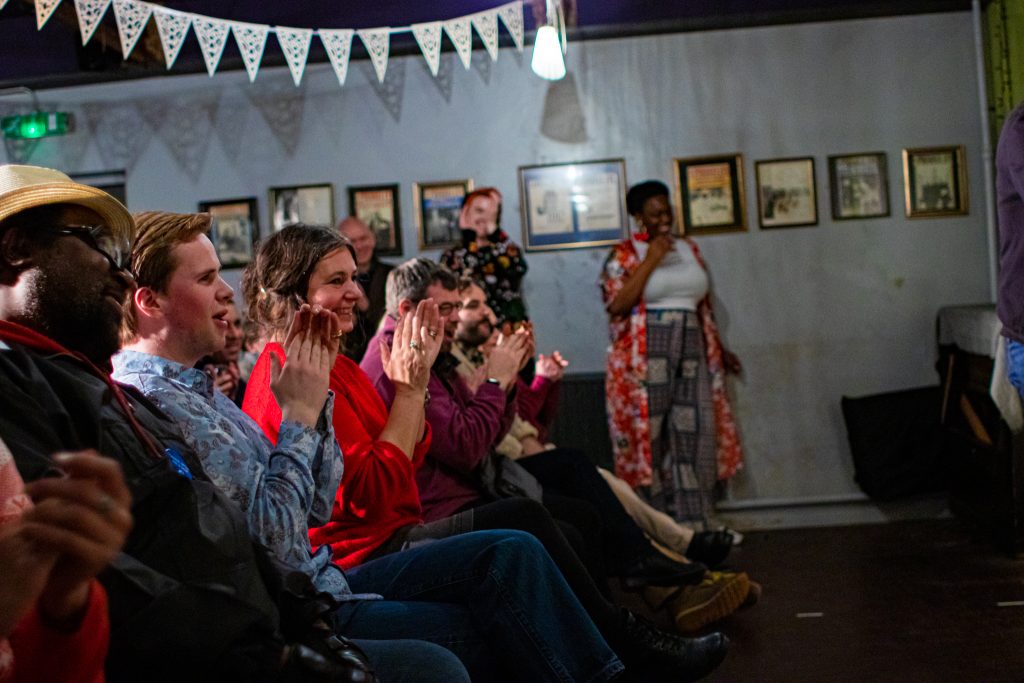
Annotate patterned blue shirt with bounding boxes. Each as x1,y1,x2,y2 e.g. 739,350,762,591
113,349,374,602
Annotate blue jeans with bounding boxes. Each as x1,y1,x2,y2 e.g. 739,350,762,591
1008,339,1024,398
336,530,624,683
353,639,470,683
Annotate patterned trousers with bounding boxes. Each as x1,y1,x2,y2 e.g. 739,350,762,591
641,309,716,526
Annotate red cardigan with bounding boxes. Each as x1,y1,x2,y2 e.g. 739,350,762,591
242,344,430,569
7,582,110,683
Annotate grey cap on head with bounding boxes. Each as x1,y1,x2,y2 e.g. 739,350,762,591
0,164,134,246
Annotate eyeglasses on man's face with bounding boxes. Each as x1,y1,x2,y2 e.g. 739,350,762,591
436,301,464,317
45,224,132,273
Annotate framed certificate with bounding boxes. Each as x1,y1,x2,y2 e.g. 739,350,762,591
672,154,747,235
517,159,628,251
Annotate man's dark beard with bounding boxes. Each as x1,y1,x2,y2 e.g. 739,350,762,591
28,270,124,369
456,321,491,348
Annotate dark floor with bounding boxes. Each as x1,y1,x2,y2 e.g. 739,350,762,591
698,519,1024,682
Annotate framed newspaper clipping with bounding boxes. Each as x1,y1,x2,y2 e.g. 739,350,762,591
672,154,747,235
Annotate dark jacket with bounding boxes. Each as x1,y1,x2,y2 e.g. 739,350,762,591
0,340,334,681
998,103,1024,341
345,258,393,363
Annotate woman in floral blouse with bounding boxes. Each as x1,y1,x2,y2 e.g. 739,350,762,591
600,180,744,526
441,187,528,331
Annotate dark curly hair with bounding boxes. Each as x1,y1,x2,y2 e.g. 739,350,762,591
241,223,355,340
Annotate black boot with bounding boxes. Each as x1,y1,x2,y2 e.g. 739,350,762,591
685,530,733,568
619,551,707,591
615,609,728,682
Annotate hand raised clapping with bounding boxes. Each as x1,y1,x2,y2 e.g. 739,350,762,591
381,299,442,395
270,304,341,427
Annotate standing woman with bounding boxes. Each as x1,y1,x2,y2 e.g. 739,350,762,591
441,187,529,332
600,180,744,526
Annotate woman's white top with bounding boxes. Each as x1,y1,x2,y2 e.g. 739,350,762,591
632,237,708,311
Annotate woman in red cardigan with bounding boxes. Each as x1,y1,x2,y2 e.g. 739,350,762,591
241,226,442,569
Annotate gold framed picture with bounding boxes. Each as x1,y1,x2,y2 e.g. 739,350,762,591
827,152,890,220
902,145,968,218
755,157,818,229
672,154,747,236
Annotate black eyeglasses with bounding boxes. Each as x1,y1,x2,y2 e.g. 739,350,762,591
437,301,464,316
45,224,132,273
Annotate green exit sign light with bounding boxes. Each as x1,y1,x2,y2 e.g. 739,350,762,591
1,111,72,140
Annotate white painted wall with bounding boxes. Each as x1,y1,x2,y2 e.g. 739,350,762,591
4,11,989,503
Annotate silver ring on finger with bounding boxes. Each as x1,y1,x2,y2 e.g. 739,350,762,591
95,494,115,517
428,329,439,339
409,340,421,350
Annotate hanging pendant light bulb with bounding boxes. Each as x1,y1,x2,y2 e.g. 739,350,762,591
531,0,566,81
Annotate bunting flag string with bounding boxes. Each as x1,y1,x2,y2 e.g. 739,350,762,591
443,16,473,70
231,21,270,83
276,27,313,86
19,0,527,88
35,0,61,29
357,28,391,84
193,15,231,76
153,6,191,69
471,10,500,62
112,0,151,59
497,2,525,52
73,0,111,44
319,28,354,86
410,22,442,77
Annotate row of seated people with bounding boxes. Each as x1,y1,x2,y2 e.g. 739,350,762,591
0,164,747,682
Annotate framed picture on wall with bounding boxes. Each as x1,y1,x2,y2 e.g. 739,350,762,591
268,183,335,232
348,184,402,256
755,157,818,229
902,145,968,218
672,154,746,235
199,197,258,268
517,159,628,251
414,179,474,249
828,152,890,220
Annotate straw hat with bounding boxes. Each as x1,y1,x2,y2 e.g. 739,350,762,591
0,164,133,245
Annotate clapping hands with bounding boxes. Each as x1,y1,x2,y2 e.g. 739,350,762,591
381,299,443,395
270,304,341,427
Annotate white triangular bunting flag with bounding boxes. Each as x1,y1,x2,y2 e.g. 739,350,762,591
471,9,499,62
193,15,231,76
411,22,442,76
231,21,269,82
74,0,111,44
357,28,390,83
498,1,525,52
443,16,472,70
153,7,191,69
275,26,313,86
319,29,354,86
112,0,151,59
35,0,63,29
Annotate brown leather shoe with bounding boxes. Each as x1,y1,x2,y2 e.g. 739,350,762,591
669,571,750,633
